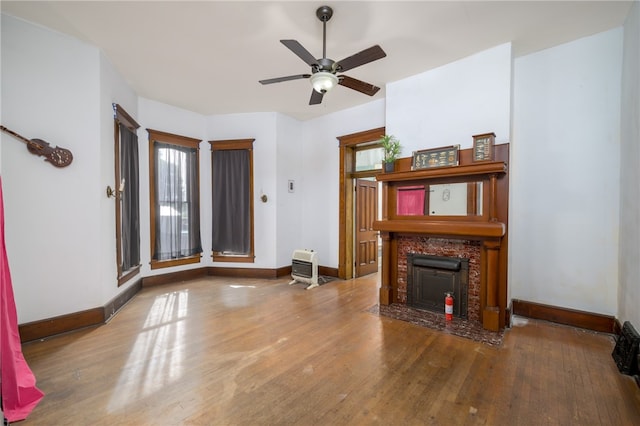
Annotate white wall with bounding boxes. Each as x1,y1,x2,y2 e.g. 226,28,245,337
1,14,104,323
386,43,512,152
99,52,140,305
511,29,623,315
206,112,280,269
618,2,640,326
275,113,304,267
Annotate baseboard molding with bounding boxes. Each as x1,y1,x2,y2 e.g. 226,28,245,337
104,278,142,321
209,266,282,279
19,264,339,342
19,308,105,343
319,266,339,277
19,279,144,343
142,267,209,287
512,299,616,334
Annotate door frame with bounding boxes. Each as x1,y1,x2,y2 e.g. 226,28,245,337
337,126,385,279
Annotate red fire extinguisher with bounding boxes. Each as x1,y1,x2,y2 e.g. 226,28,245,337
445,293,454,321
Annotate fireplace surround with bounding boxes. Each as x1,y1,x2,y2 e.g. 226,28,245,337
373,144,509,331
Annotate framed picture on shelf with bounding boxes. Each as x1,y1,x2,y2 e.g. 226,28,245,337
411,145,460,170
472,132,496,162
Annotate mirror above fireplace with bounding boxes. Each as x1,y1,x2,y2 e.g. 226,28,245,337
396,181,483,216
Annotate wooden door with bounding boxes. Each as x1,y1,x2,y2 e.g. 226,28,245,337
355,179,379,277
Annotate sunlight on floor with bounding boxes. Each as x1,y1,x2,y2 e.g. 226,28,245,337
107,290,189,413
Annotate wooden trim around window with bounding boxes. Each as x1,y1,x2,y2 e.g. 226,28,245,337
211,254,256,263
209,139,254,151
150,255,202,270
148,129,202,270
113,104,141,285
209,138,255,263
117,265,141,286
114,103,140,132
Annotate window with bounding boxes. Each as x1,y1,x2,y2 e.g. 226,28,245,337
210,139,254,262
113,104,141,285
355,144,385,172
148,129,202,269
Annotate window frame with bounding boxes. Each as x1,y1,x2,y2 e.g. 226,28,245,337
148,128,203,270
209,139,255,263
113,104,141,286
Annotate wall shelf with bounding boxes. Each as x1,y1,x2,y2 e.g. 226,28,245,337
376,161,506,183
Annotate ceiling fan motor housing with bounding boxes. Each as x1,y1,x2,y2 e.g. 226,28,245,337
315,57,337,73
316,6,333,22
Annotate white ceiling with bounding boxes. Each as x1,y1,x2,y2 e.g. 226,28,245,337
1,1,633,121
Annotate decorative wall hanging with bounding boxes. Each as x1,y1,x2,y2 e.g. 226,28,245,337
411,145,460,170
0,125,73,168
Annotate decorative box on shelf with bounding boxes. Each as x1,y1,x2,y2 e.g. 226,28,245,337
472,132,496,162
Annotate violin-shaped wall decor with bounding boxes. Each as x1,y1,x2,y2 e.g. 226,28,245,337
0,125,73,168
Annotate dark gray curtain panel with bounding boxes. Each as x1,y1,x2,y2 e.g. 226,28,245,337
153,142,202,260
211,149,250,254
119,123,140,271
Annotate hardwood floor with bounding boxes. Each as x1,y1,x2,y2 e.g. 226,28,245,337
19,274,640,425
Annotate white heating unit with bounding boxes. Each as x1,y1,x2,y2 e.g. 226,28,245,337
289,249,319,290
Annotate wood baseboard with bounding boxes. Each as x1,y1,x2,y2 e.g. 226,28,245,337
209,266,281,279
512,299,616,334
19,265,339,342
19,279,143,343
19,308,105,343
142,267,209,286
319,266,339,277
104,278,142,321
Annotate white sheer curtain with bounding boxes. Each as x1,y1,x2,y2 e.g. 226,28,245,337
153,143,201,260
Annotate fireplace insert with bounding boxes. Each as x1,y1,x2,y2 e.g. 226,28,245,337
407,253,469,319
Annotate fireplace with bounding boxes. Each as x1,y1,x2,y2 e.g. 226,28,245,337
372,144,509,331
407,253,469,319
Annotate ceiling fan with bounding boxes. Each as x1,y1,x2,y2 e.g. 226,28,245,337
259,5,386,105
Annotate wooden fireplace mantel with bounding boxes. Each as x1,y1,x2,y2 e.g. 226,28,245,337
373,219,505,240
373,144,510,331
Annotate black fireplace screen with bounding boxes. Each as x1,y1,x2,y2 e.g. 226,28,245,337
407,253,469,319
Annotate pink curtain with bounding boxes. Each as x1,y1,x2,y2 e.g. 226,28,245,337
397,185,425,216
0,177,44,422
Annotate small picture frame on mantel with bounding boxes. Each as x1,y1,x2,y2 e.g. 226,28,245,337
412,145,460,170
472,132,496,162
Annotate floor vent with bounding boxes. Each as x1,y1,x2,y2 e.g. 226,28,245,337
612,321,640,376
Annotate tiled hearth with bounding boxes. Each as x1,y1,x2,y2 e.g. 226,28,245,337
397,236,481,322
368,303,504,346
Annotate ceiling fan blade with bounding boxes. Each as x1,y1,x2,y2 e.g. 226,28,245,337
281,40,318,66
259,74,311,85
309,89,324,105
338,75,381,96
336,45,386,72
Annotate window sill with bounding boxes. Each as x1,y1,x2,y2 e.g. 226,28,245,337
212,253,255,263
150,254,202,270
118,265,141,287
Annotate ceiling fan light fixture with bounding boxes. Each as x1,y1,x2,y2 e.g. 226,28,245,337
310,71,338,93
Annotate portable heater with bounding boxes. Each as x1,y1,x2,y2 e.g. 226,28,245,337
289,249,319,290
